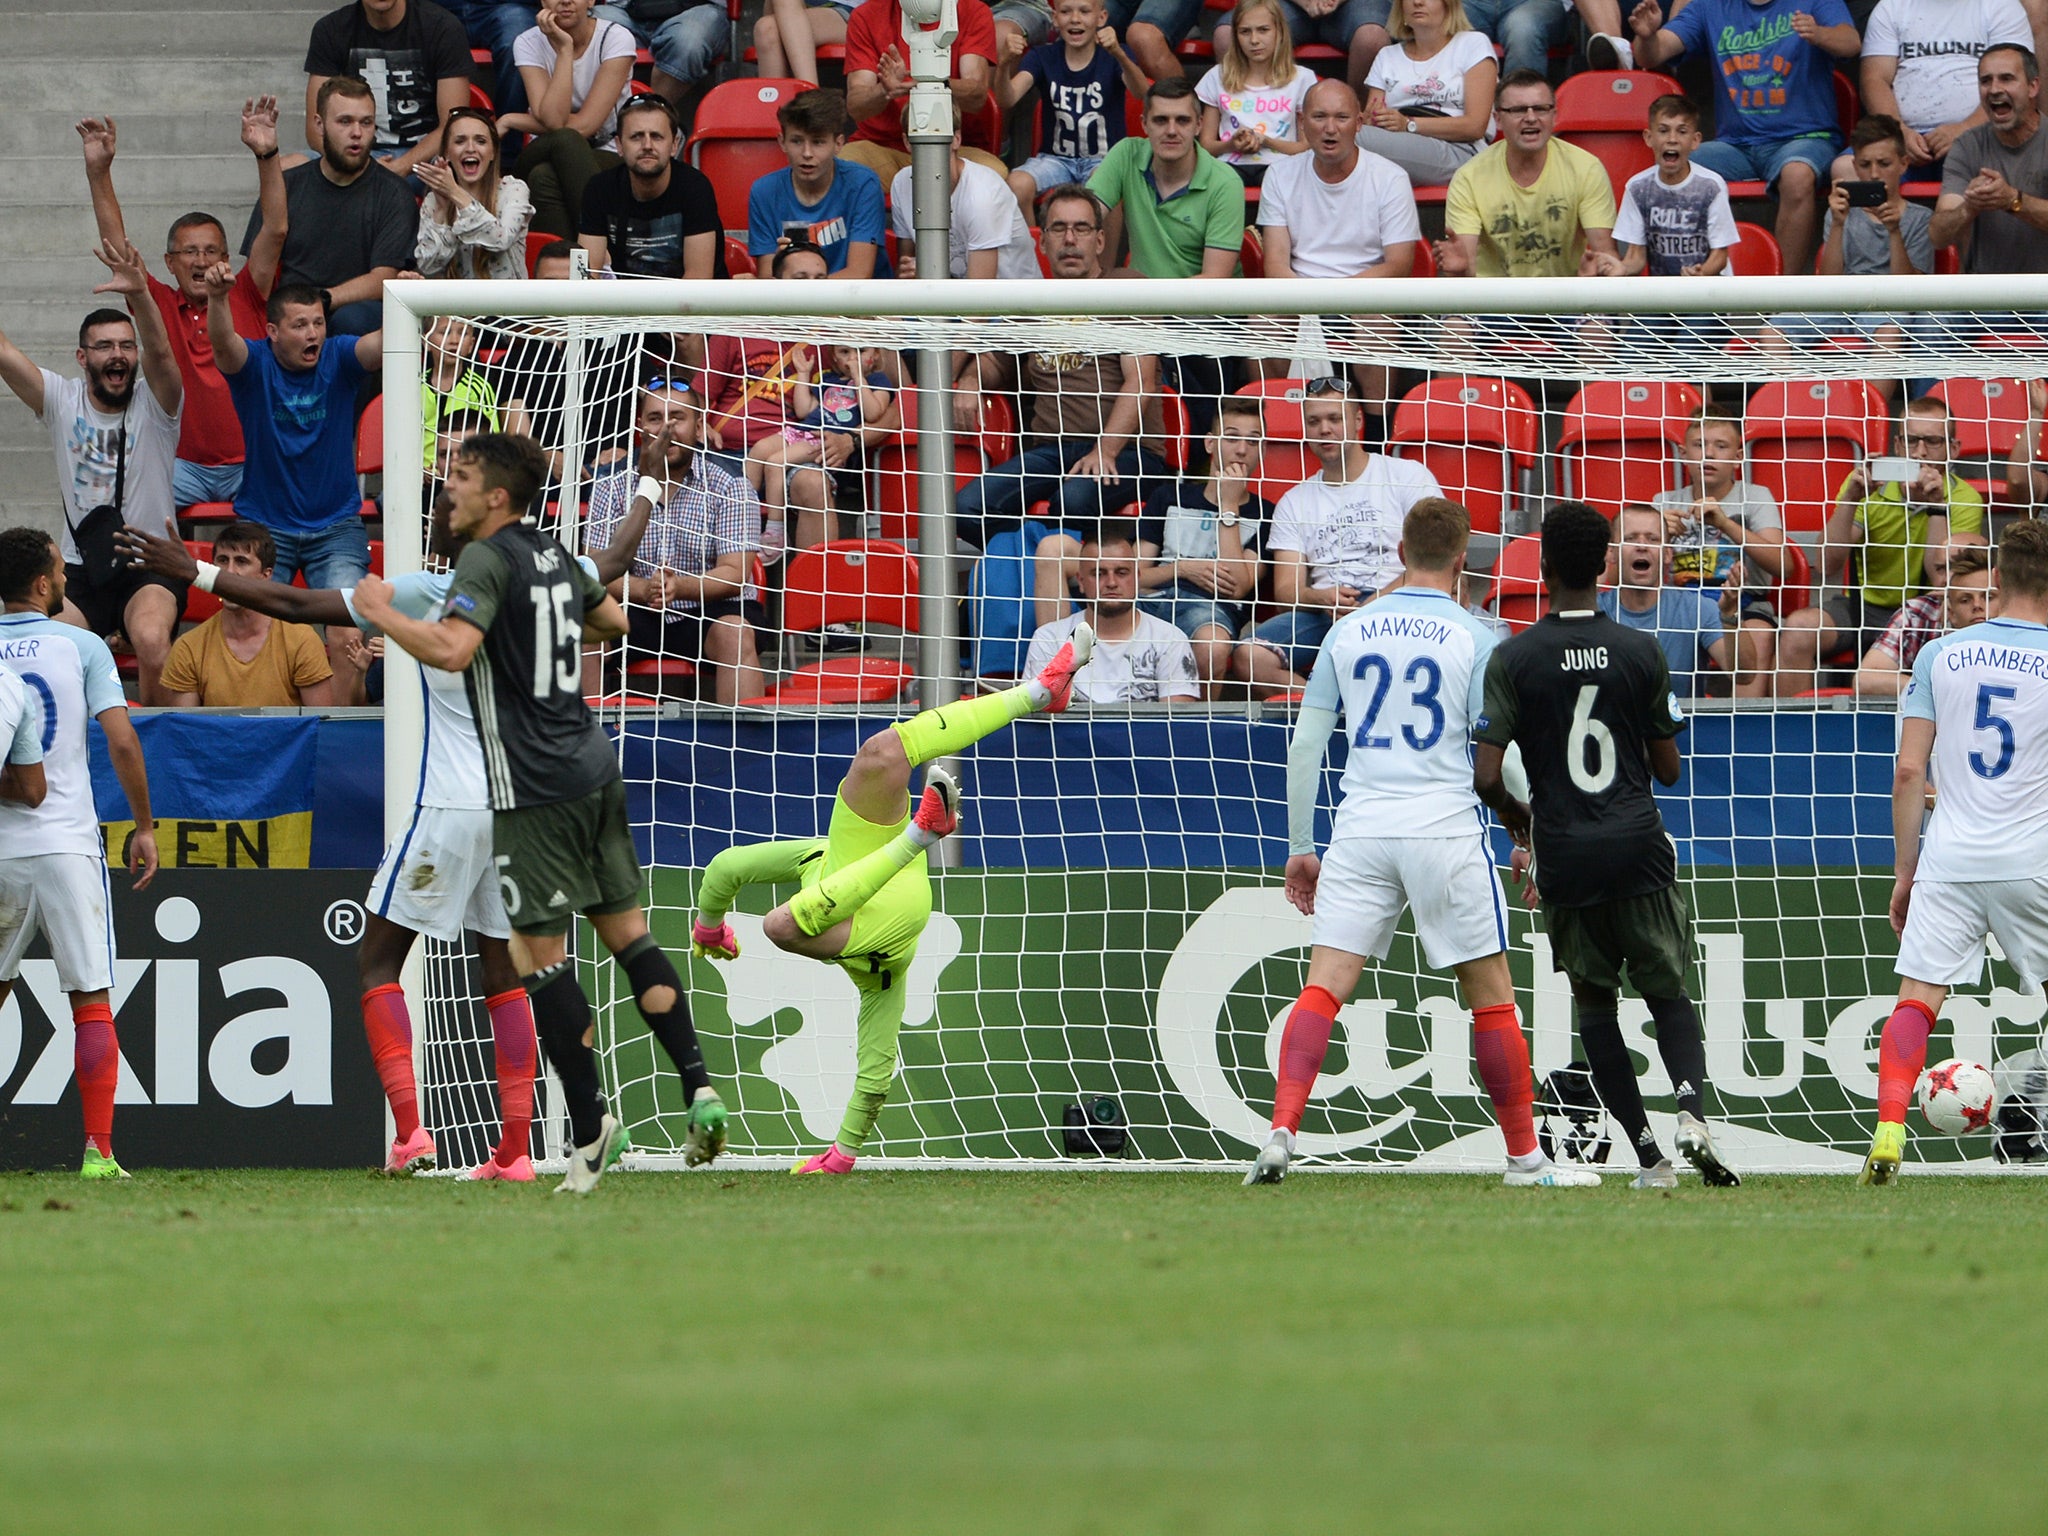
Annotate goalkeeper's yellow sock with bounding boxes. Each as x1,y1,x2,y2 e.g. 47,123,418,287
789,829,929,937
890,684,1035,768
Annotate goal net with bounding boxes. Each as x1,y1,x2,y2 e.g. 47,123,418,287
384,272,2048,1175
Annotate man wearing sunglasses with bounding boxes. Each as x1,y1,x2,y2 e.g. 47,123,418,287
1233,376,1442,696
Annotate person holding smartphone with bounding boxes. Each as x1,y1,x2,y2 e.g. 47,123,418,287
1777,397,1984,695
745,88,892,279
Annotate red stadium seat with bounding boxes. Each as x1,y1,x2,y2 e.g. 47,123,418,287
1234,380,1315,500
355,404,384,476
873,391,1014,545
1774,534,1812,618
180,500,235,526
745,540,919,705
1407,238,1436,277
1927,376,2033,498
525,229,558,276
467,81,493,114
1238,226,1263,278
1556,380,1703,519
1234,378,1306,440
1491,534,1545,633
1741,379,1888,536
1157,383,1192,472
1388,375,1540,535
725,233,752,277
1729,221,1782,276
182,541,222,623
687,79,816,231
1555,70,1685,197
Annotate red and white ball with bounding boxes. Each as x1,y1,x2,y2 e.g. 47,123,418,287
1917,1058,1997,1136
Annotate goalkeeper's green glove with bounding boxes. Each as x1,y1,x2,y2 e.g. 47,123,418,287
692,917,740,961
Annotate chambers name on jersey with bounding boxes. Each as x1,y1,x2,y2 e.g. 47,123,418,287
1305,586,1500,839
444,522,614,811
1476,611,1684,909
1902,614,2048,884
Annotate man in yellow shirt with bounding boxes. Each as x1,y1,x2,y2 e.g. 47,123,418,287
159,521,334,707
1436,70,1621,279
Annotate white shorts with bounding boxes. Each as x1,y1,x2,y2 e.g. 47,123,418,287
365,805,510,943
1896,877,2048,991
1313,832,1510,970
0,853,115,994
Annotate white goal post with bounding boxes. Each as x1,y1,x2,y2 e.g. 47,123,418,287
379,272,2048,1174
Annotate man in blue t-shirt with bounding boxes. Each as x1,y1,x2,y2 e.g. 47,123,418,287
205,267,381,596
1596,503,1731,698
746,88,892,279
1628,0,1861,276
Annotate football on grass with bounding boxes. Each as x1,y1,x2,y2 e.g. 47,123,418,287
1918,1059,1997,1136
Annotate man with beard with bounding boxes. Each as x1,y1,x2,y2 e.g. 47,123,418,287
244,76,419,336
0,240,185,703
304,0,473,179
578,95,726,280
1933,43,2048,273
78,97,288,512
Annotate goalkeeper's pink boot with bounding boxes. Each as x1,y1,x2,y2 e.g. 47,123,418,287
1031,621,1096,714
911,766,961,841
384,1126,436,1175
793,1146,857,1174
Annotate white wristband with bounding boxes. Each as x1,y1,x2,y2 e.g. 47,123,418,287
193,560,220,594
635,475,665,508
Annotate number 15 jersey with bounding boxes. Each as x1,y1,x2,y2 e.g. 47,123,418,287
444,521,615,811
1475,611,1683,909
1304,586,1500,842
1903,615,2048,883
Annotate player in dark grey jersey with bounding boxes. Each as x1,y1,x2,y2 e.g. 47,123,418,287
354,433,729,1194
1472,502,1738,1189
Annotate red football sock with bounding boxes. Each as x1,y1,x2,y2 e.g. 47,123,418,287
486,988,537,1166
1272,985,1342,1134
1472,1002,1538,1158
361,984,420,1140
73,1002,117,1158
1876,998,1939,1125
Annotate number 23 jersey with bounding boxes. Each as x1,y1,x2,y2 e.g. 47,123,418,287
444,522,615,811
1903,615,2048,883
1476,611,1683,908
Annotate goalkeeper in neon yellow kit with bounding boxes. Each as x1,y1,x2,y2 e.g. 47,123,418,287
691,623,1097,1173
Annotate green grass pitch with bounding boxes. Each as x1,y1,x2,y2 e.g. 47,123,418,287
2,1168,2038,1534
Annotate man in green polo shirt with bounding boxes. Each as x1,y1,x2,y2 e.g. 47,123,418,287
1087,78,1244,280
1779,396,1985,694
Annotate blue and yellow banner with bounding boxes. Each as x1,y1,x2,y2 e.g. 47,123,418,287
90,715,321,869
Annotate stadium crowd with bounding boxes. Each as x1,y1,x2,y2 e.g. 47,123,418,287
4,0,2048,710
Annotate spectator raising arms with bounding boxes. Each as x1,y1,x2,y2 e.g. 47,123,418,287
303,0,473,178
503,0,638,238
1628,0,1861,278
998,0,1150,222
1436,70,1619,277
246,76,419,336
891,134,1044,276
79,98,288,511
207,272,384,595
841,0,1009,181
0,243,186,704
747,88,893,277
159,522,336,708
1932,43,2048,272
1196,0,1317,183
1357,0,1498,187
592,0,729,108
415,107,534,278
578,96,728,279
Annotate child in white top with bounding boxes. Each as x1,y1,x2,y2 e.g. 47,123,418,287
1196,0,1316,183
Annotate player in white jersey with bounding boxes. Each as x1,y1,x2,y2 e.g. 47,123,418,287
121,465,659,1178
1863,520,2048,1184
0,667,49,807
1245,498,1600,1189
0,529,159,1179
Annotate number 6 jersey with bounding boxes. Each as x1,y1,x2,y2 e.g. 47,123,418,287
1475,610,1684,908
1902,615,2048,884
443,521,615,811
1304,585,1501,842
